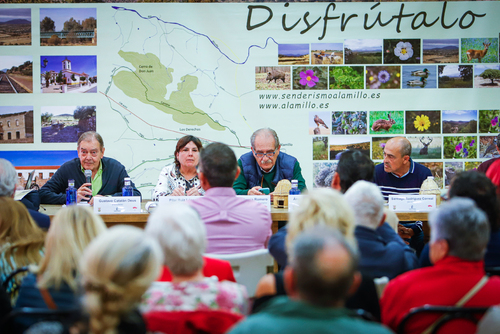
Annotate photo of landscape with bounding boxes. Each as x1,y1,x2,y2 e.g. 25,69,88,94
40,8,97,46
329,136,370,160
344,39,382,64
278,44,309,65
474,64,500,88
438,65,473,89
0,56,33,93
442,110,477,134
41,106,96,143
313,136,328,160
0,8,31,46
422,39,459,63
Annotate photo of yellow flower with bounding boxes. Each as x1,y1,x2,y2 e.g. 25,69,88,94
414,115,431,131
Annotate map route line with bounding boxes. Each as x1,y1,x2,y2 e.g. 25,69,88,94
100,91,250,150
112,6,278,66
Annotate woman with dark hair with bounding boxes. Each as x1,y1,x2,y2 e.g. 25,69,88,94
152,136,204,199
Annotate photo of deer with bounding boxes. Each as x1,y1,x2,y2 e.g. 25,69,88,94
445,161,463,187
369,111,403,134
461,38,498,64
405,110,440,134
407,136,442,159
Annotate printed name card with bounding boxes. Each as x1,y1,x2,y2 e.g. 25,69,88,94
388,195,436,212
94,196,142,214
158,195,271,211
288,195,304,212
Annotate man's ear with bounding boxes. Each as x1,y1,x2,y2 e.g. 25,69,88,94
331,172,341,191
283,266,299,298
403,154,410,164
198,171,210,190
379,213,387,228
234,166,240,180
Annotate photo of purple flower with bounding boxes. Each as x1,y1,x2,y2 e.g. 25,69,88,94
470,140,475,146
492,116,498,127
299,69,319,87
455,142,462,153
378,70,390,83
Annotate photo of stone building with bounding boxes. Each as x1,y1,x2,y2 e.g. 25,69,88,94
0,107,34,143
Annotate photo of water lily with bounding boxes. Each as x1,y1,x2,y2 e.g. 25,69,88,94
478,109,500,133
384,39,421,64
443,136,477,159
406,110,440,134
366,66,401,89
292,66,328,90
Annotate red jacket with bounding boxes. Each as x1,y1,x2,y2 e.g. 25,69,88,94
381,256,500,334
157,256,236,282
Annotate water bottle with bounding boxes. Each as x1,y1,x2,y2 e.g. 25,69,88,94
122,177,133,196
66,179,77,205
289,179,300,195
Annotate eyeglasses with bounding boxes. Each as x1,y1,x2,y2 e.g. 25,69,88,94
253,150,276,158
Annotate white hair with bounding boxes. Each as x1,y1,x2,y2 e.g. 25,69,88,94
145,203,206,276
0,158,17,197
344,181,384,229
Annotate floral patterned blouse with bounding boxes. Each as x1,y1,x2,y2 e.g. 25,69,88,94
139,276,248,315
152,164,204,201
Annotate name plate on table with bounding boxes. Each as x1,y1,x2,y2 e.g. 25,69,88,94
94,196,141,214
388,195,436,212
288,195,304,212
158,195,271,211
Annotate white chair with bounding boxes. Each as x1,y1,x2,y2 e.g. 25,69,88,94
205,249,274,297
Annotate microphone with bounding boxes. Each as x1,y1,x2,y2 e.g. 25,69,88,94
84,170,92,201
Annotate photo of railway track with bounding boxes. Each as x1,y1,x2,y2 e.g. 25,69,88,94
0,56,33,94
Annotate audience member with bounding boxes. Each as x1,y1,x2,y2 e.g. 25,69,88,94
486,158,500,196
152,135,204,199
255,188,380,320
79,226,163,334
477,133,500,173
189,142,271,254
373,137,432,255
0,197,45,304
345,181,418,279
419,171,500,268
0,158,50,229
39,131,140,205
269,149,373,268
141,203,248,315
233,128,306,195
229,227,392,334
381,198,500,334
15,206,106,315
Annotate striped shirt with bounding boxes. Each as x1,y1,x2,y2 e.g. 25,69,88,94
373,159,433,201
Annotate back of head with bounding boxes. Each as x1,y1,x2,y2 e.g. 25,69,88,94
37,206,107,290
250,128,280,150
430,197,489,261
146,203,205,276
336,150,374,193
286,188,355,252
199,142,237,187
0,197,45,267
80,225,163,334
289,226,359,307
0,158,17,197
77,131,104,150
344,181,384,229
449,171,500,232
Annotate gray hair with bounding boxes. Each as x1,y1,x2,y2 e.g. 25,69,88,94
77,131,104,151
145,203,206,276
344,181,384,229
0,158,17,197
430,197,490,261
289,226,359,307
250,128,280,150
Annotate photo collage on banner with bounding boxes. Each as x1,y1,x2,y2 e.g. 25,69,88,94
1,2,499,196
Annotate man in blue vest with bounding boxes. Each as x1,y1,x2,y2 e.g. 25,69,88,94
233,128,306,195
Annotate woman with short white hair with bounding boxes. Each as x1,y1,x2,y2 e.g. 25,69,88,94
140,203,248,315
